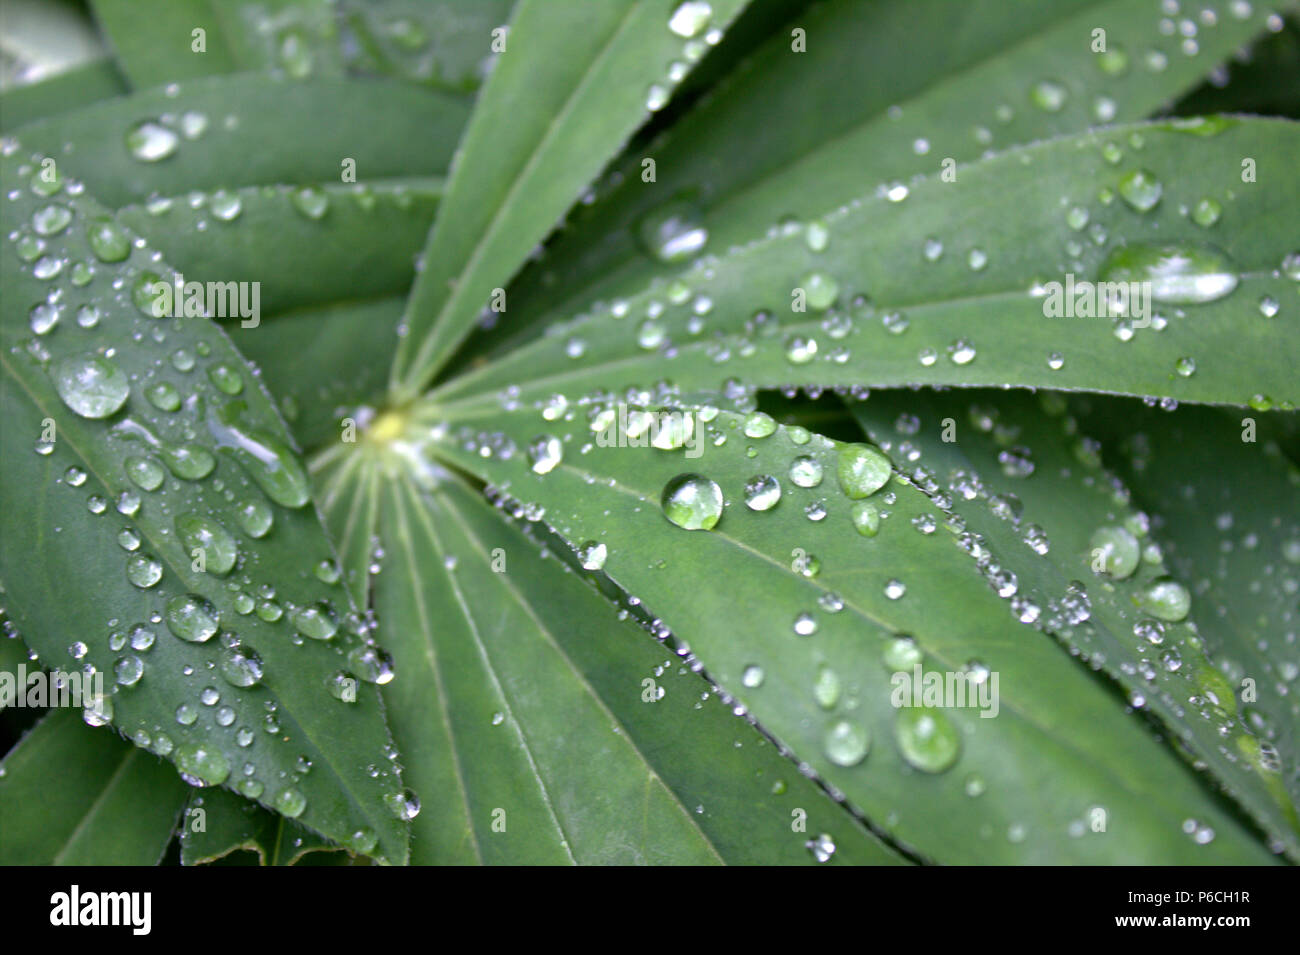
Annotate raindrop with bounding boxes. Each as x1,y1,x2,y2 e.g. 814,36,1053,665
662,474,724,530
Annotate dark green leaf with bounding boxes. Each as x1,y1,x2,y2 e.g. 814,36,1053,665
0,709,188,865
422,401,1278,862
0,149,408,862
390,0,753,398
433,118,1300,412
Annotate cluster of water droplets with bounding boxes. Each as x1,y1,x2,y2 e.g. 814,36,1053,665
4,140,415,841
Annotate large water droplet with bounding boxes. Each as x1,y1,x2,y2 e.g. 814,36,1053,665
125,121,179,162
1098,243,1239,304
824,720,870,766
1140,577,1190,621
52,353,130,419
165,594,219,643
895,707,960,773
175,513,238,575
637,200,708,263
1090,525,1140,579
1117,169,1163,212
208,401,310,507
662,474,723,530
837,443,891,498
174,742,230,786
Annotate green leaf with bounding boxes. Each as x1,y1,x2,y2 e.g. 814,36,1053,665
6,74,468,209
0,150,408,862
432,117,1300,412
240,298,406,453
180,787,344,865
492,0,1286,357
340,454,907,863
422,401,1278,862
847,390,1300,858
1070,396,1300,839
389,0,753,398
0,58,127,132
0,709,188,865
337,0,514,92
115,178,441,319
0,633,32,711
90,0,343,89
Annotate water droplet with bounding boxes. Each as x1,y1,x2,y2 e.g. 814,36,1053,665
788,609,817,636
126,121,179,162
1191,197,1221,227
290,186,329,220
237,499,274,538
577,541,607,570
219,644,263,687
209,190,242,221
837,444,891,498
1090,525,1140,578
175,513,238,575
1098,243,1239,304
645,84,669,112
114,655,144,686
850,500,881,537
784,335,818,364
662,474,724,530
637,200,708,262
744,475,781,511
208,401,310,507
1141,577,1190,621
668,1,712,37
789,455,824,488
802,272,839,311
165,594,219,643
743,412,776,439
741,664,765,688
292,603,338,641
32,204,72,235
52,353,130,419
813,667,841,709
273,786,307,818
29,302,60,335
206,363,243,395
385,789,421,821
86,217,131,262
529,435,563,474
1030,79,1068,112
174,742,230,786
895,707,960,772
1097,46,1129,75
126,553,163,589
1258,295,1279,318
1117,169,1163,212
825,720,870,766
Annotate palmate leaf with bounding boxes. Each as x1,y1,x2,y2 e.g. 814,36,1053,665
490,0,1289,357
311,443,906,864
847,390,1300,857
389,0,753,399
0,709,188,865
421,402,1277,862
90,0,343,88
0,148,407,862
431,117,1299,413
8,74,467,209
1068,397,1300,827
